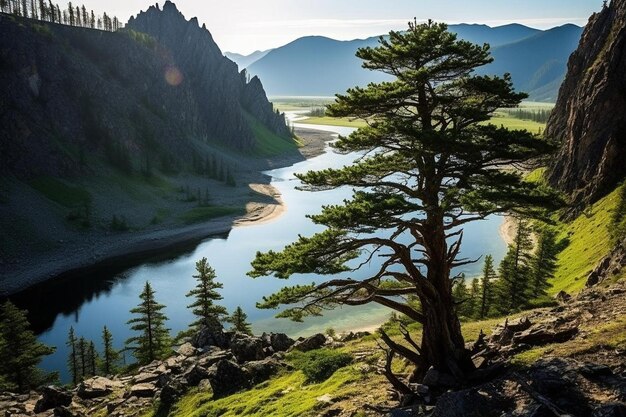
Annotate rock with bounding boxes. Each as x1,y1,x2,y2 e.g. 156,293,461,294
244,358,283,385
106,399,126,413
230,333,265,363
340,331,371,342
183,365,211,387
512,325,578,346
547,0,626,207
555,290,572,303
54,406,84,417
422,367,459,389
128,383,157,398
34,386,72,412
77,376,122,399
586,240,626,287
132,372,160,384
316,393,334,404
160,379,185,405
207,360,251,398
191,326,229,349
269,333,295,352
177,342,197,357
197,349,236,368
291,333,327,352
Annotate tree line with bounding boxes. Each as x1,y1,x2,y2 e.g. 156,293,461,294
0,257,252,392
502,108,553,124
453,219,561,320
0,0,121,32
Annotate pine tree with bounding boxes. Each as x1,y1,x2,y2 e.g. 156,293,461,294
497,220,534,312
467,278,481,318
87,341,97,377
77,337,87,379
66,327,79,385
0,301,56,392
186,258,227,331
126,282,171,365
100,326,120,375
249,20,561,387
479,255,497,318
227,306,252,335
530,227,559,299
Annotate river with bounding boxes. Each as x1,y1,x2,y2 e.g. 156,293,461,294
28,120,507,382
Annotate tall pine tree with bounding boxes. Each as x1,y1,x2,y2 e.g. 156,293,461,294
0,301,56,392
530,227,559,298
249,20,561,387
479,255,497,318
100,326,120,375
66,327,79,385
186,258,227,331
497,219,534,312
126,282,171,364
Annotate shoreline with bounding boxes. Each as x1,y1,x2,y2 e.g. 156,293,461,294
2,126,334,297
499,215,516,246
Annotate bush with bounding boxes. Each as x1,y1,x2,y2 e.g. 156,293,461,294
287,349,352,383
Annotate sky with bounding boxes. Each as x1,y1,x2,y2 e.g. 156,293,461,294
77,0,603,54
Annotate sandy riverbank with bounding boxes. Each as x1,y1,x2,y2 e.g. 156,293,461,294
2,126,334,296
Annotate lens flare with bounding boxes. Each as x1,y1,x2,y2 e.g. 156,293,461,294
165,66,183,86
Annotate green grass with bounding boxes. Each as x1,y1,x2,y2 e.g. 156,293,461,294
298,116,368,129
244,113,299,156
524,167,548,185
29,177,92,208
150,364,368,417
178,206,244,224
550,185,624,295
483,112,546,133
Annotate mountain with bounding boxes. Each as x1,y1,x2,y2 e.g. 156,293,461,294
225,50,272,69
449,23,541,47
0,1,290,180
0,2,298,292
485,24,584,102
246,23,583,101
548,0,626,205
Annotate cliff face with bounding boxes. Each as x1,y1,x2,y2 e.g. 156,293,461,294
547,0,626,205
0,1,290,179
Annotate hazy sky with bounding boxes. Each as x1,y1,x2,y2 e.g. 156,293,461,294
79,0,603,54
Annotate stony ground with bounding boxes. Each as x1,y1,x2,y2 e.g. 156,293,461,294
2,278,625,417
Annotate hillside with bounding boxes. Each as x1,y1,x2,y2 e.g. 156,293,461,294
0,2,303,295
246,23,582,100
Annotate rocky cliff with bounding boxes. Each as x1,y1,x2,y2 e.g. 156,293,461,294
547,0,626,205
0,1,291,179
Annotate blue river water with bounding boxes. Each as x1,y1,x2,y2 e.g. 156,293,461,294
35,121,507,382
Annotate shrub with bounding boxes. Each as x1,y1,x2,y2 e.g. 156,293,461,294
287,349,352,383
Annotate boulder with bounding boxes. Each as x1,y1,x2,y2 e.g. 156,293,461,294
244,358,283,385
230,333,265,363
183,365,211,387
269,333,295,352
177,342,197,357
191,326,229,349
207,360,251,398
77,376,122,399
132,372,160,384
197,349,236,368
555,290,572,303
291,333,327,352
34,386,72,412
512,325,578,346
128,383,157,398
592,403,626,417
160,379,186,405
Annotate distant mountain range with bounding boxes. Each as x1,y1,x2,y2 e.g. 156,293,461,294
226,23,583,102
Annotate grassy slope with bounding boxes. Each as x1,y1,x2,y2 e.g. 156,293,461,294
549,185,623,294
244,112,300,156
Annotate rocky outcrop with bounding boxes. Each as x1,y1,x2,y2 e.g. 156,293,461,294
587,237,626,286
547,0,626,206
0,1,291,180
